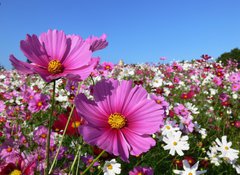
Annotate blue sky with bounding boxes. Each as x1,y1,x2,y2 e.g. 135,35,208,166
0,0,240,69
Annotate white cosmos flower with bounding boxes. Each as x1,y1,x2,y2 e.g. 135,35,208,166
232,164,240,174
163,131,189,156
215,136,239,161
207,146,222,166
151,77,163,87
185,102,199,115
173,160,207,175
103,159,121,175
232,93,238,99
161,120,179,136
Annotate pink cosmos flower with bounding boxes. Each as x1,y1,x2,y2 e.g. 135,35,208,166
81,155,100,167
0,100,5,112
232,83,240,92
33,126,55,147
180,118,194,133
219,93,229,102
28,93,50,113
10,29,101,82
213,76,222,86
201,54,211,60
174,104,189,117
229,73,240,83
129,166,154,175
102,62,114,71
234,120,240,128
75,79,164,161
86,33,108,52
160,57,166,60
150,94,169,110
0,153,36,175
66,79,79,94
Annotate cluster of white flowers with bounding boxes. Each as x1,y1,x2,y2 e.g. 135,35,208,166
207,136,240,174
162,123,189,156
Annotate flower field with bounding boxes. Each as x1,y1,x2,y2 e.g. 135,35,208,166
0,30,239,175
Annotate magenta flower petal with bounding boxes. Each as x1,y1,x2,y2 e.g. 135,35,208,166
91,79,119,114
80,126,130,161
79,125,103,144
122,128,156,156
39,29,67,62
75,94,108,127
62,35,92,69
20,34,49,67
86,33,108,52
9,55,34,74
63,57,100,81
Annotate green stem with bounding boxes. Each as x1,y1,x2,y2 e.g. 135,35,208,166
97,169,103,175
90,75,95,85
48,105,75,174
69,144,82,175
45,80,56,175
76,148,81,175
82,150,105,175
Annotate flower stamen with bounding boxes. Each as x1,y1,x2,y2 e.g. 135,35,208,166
108,113,126,129
107,164,113,170
48,60,63,74
9,169,22,175
71,121,81,128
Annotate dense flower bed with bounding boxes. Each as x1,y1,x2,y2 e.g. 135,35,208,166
0,30,239,175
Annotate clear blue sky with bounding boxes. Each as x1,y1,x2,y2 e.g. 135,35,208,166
1,0,240,69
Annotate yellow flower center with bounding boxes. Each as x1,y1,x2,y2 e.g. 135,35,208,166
71,85,75,90
71,121,81,128
156,100,161,104
105,65,111,70
23,139,27,144
41,133,47,138
9,169,22,175
107,164,113,170
108,113,126,129
88,159,93,163
188,173,193,175
166,125,171,130
37,102,42,107
225,146,229,150
7,147,12,152
173,141,177,146
137,173,143,175
48,60,63,74
38,155,42,160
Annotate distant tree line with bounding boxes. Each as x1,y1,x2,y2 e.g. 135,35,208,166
0,64,5,70
216,48,240,68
